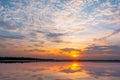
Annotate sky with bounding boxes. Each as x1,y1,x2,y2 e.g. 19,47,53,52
0,0,120,59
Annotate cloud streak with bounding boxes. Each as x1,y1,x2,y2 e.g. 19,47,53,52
0,30,25,40
94,28,120,41
61,48,81,53
24,49,47,52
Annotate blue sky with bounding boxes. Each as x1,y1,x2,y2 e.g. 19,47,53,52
0,0,120,59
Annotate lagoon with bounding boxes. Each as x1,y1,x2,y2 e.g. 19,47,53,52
0,62,120,80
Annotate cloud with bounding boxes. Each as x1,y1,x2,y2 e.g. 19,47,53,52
43,32,67,43
112,28,120,35
0,21,18,30
51,39,71,44
45,32,65,37
94,28,120,41
60,68,82,73
61,48,81,52
0,30,25,40
0,44,5,48
84,45,120,54
24,49,47,52
82,63,120,77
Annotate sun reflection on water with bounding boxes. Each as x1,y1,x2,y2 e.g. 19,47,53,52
0,62,120,80
70,62,81,70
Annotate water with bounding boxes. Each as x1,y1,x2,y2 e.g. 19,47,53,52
0,62,120,80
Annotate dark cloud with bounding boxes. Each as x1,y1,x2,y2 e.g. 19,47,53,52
30,39,45,44
35,30,45,34
0,21,17,30
34,30,65,37
45,32,65,37
82,63,120,77
51,39,71,44
94,28,120,41
34,44,44,47
51,40,64,43
0,44,5,48
60,68,82,73
24,49,47,52
88,69,120,77
111,28,120,35
46,37,62,43
0,30,25,40
61,48,81,52
0,34,25,40
43,32,66,43
29,32,38,37
32,30,66,43
84,45,120,54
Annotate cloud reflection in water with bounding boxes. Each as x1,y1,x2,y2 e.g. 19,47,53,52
0,62,120,80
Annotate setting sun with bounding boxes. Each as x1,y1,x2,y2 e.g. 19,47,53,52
72,54,79,58
70,51,80,58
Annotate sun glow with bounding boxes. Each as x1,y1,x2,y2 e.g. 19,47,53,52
72,63,79,67
71,63,80,70
71,51,80,58
72,54,79,57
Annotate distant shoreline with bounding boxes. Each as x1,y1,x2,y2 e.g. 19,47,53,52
0,60,120,63
0,57,120,63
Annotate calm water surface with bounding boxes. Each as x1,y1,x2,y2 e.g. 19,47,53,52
0,62,120,80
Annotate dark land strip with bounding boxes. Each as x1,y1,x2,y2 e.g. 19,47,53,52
0,57,120,63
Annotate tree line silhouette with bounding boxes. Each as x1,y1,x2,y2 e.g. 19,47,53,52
0,56,120,63
0,57,54,60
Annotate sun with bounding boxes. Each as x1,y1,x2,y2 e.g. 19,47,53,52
72,54,79,57
70,51,79,58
